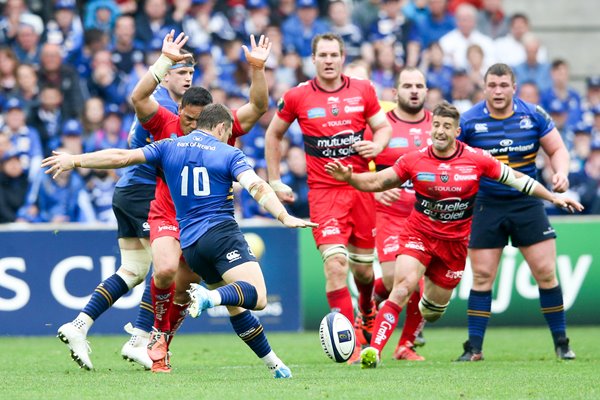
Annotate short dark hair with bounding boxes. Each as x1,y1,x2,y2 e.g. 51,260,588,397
311,32,345,56
181,86,213,108
433,101,460,123
510,13,529,25
551,58,567,70
197,103,233,131
484,63,516,83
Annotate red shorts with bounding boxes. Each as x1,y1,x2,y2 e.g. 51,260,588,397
375,212,408,263
398,227,468,289
148,196,179,243
308,187,375,249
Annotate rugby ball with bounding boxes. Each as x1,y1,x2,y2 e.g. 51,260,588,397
319,312,356,363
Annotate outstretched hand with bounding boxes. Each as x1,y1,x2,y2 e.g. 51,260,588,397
324,160,353,182
41,151,76,179
552,196,584,214
242,34,272,69
162,30,192,63
280,214,319,229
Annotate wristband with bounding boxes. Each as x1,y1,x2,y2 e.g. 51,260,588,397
277,211,288,223
270,180,292,193
149,54,175,83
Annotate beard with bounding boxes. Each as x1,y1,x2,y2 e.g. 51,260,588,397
397,96,425,115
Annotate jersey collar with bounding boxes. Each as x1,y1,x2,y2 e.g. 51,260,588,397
483,100,517,120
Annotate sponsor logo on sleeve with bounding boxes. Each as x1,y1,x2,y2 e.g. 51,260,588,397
416,172,436,182
308,107,326,119
389,137,409,148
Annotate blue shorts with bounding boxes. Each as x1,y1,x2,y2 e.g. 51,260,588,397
112,184,155,239
182,220,257,285
468,196,557,248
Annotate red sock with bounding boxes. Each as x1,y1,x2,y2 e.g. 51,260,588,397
373,277,391,307
353,277,375,313
370,300,402,354
169,302,188,334
399,289,425,346
326,287,354,323
151,279,175,332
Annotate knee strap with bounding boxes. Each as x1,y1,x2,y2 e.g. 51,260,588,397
418,294,449,323
321,245,348,263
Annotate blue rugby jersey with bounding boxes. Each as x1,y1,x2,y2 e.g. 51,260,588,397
142,131,253,249
458,98,555,199
116,86,178,187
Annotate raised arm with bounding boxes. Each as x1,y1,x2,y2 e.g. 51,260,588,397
264,114,294,202
237,169,317,228
540,127,570,193
41,149,146,179
325,160,402,192
131,30,191,122
235,34,272,132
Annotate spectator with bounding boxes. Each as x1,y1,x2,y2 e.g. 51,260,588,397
466,43,485,89
513,33,551,93
83,0,121,33
420,41,454,100
352,0,381,35
451,68,475,112
81,97,105,139
416,0,456,49
1,97,43,182
38,43,84,119
439,3,495,70
582,76,600,126
82,169,119,223
367,0,421,67
14,63,40,115
84,103,128,152
242,0,271,37
0,149,29,223
27,84,64,156
327,0,364,62
134,0,181,48
0,47,19,96
67,28,109,83
425,86,445,110
60,119,85,156
371,43,401,92
281,0,330,59
541,59,583,131
0,0,43,45
281,146,309,218
518,81,540,105
476,0,509,39
44,0,85,62
110,15,145,75
180,0,236,55
494,13,548,67
11,19,43,64
87,49,128,107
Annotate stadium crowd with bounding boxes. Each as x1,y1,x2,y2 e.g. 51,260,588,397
1,0,599,224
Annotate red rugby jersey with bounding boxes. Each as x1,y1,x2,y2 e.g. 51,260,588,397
392,141,502,240
375,109,432,217
277,75,381,189
142,106,246,219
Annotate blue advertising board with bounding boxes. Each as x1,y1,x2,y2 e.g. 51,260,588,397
0,224,300,335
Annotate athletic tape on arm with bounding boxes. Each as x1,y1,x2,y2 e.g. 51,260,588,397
239,170,289,220
497,164,538,195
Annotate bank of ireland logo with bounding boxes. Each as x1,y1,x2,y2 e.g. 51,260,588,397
440,172,449,183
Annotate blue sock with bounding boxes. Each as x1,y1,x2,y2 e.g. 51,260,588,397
82,274,129,320
539,285,567,346
133,281,154,333
467,289,492,351
230,310,271,358
216,281,258,309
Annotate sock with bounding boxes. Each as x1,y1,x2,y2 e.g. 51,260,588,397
81,274,129,321
133,281,155,333
399,289,425,347
72,313,94,335
215,281,258,309
169,302,189,334
261,350,285,371
151,279,175,332
373,277,391,307
539,285,567,346
230,310,271,358
354,277,375,313
326,287,354,323
467,289,492,351
370,300,402,353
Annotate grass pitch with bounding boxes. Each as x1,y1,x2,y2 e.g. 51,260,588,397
3,327,599,400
